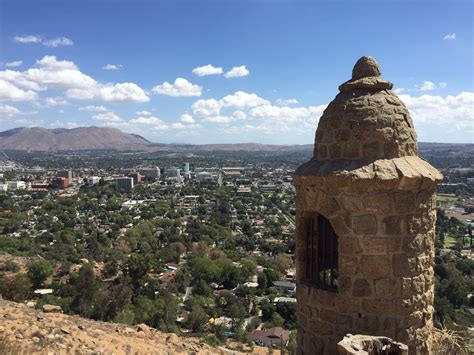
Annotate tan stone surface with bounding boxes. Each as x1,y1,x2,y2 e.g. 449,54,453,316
294,56,442,355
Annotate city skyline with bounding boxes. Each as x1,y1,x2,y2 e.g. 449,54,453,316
1,0,473,144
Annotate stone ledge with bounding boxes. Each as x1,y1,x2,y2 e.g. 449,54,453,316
294,156,442,191
337,334,408,355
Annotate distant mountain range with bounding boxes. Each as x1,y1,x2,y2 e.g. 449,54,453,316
0,126,471,153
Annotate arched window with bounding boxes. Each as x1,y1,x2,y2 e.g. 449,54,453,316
303,214,338,291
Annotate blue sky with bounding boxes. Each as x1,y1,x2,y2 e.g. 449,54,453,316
1,0,473,144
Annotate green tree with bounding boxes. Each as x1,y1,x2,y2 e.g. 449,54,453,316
27,260,53,288
187,304,208,333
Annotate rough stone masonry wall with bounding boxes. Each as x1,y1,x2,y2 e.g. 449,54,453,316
294,168,438,355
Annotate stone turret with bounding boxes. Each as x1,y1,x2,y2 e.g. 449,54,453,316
293,56,442,355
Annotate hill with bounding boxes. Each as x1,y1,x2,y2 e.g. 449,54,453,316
0,299,220,354
0,127,151,151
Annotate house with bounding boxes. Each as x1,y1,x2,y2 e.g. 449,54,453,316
273,281,296,293
249,327,290,347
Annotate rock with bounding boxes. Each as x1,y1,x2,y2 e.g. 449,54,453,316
42,304,62,313
337,334,408,355
136,323,151,334
60,327,71,335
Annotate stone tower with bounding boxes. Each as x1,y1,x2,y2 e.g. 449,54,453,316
293,56,442,354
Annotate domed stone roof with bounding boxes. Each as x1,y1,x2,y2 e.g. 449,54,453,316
313,56,418,161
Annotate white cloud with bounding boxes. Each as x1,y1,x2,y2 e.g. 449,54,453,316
443,33,456,40
136,110,152,116
250,104,327,124
276,98,299,106
0,104,24,118
179,114,195,123
221,91,269,108
13,34,73,46
224,65,249,78
0,79,38,101
171,122,186,129
399,92,474,131
80,105,108,112
130,116,169,130
152,78,202,97
102,64,122,70
36,97,68,107
393,88,405,94
191,91,271,123
92,112,123,123
0,55,149,103
192,64,223,76
420,81,447,91
5,61,23,68
43,37,74,47
13,35,42,43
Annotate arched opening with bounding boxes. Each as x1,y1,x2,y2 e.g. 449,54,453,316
302,213,339,291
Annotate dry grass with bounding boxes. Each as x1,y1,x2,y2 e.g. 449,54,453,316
431,326,468,355
0,334,20,355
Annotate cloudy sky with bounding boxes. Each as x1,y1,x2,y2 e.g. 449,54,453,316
1,0,473,144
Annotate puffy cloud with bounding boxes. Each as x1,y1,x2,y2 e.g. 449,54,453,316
136,110,152,116
13,35,73,46
419,81,446,91
224,65,249,78
0,79,38,101
221,91,269,108
0,104,24,118
192,98,222,118
43,37,74,47
152,78,202,97
4,61,23,68
399,92,474,131
250,104,327,125
13,35,42,43
102,64,122,70
171,122,186,129
276,98,299,106
92,112,123,123
179,114,195,123
192,64,223,76
443,33,456,40
0,56,149,103
79,105,108,112
36,97,68,107
393,88,405,94
129,116,169,130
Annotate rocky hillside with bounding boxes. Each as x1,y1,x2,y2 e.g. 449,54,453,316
0,300,221,354
0,127,151,151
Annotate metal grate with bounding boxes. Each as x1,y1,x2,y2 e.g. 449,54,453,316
304,214,338,291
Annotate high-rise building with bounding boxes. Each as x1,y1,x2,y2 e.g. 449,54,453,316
57,170,73,184
141,167,161,181
183,162,190,174
129,172,142,184
115,177,134,192
51,177,69,189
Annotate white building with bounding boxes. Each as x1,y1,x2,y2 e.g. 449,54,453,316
196,171,214,183
87,176,100,186
142,166,161,180
7,181,26,190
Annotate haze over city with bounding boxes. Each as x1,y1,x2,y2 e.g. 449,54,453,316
1,0,473,144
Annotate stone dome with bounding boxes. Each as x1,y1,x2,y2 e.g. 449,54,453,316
313,56,418,161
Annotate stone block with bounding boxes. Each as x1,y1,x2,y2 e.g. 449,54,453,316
352,278,372,297
363,193,392,213
337,275,352,294
352,214,377,235
361,255,392,278
393,254,417,277
308,318,333,336
339,236,362,255
328,143,341,159
382,215,404,235
362,298,393,314
362,141,381,159
342,142,361,159
354,314,380,332
335,297,361,313
337,194,363,212
375,278,400,298
339,255,359,274
393,192,416,213
362,237,386,254
402,234,424,255
320,309,337,323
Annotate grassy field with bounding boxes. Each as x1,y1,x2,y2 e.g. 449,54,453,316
444,235,471,248
436,193,458,203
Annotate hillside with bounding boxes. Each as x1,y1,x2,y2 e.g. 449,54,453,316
0,127,151,151
0,299,221,354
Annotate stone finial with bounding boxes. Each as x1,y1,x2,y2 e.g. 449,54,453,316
352,56,381,80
